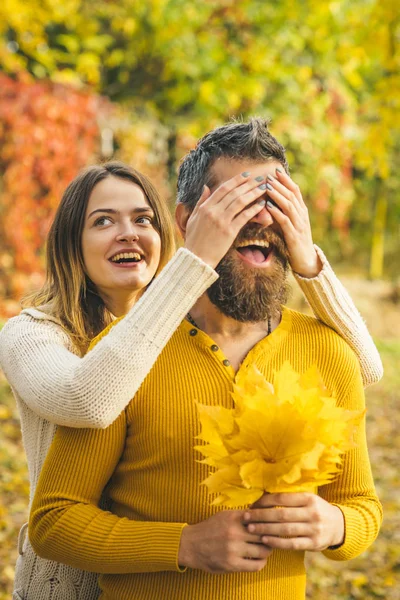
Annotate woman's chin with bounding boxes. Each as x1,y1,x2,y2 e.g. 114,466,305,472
96,275,154,299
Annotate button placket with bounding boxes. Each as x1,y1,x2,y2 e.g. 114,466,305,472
185,322,234,378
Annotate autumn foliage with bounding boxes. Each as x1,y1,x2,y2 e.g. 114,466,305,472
0,73,105,316
196,363,364,507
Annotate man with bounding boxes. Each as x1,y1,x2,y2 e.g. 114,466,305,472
30,118,382,600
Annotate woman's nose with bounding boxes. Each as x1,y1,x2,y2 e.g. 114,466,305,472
249,205,274,227
116,225,139,243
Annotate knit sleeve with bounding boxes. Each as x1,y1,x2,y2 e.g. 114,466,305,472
0,248,217,429
293,245,383,388
29,415,186,573
319,366,383,561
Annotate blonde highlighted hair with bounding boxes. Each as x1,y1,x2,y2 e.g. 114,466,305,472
23,162,176,352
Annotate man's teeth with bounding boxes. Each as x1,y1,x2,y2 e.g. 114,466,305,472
111,252,141,262
236,240,270,248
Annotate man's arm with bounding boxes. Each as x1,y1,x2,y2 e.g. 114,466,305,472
29,406,272,574
29,413,187,573
319,371,382,560
244,364,382,559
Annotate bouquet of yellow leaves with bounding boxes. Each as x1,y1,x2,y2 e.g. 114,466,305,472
195,362,364,508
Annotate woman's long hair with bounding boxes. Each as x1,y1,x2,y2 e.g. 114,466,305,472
22,162,176,352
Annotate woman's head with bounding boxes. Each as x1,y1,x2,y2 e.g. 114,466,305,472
81,174,162,312
25,162,175,350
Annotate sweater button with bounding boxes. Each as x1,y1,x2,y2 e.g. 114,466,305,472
211,344,219,352
223,359,231,367
189,329,198,336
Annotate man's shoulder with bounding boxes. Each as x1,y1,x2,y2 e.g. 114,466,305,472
284,308,358,363
281,309,363,399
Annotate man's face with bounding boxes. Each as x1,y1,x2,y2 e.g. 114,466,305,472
206,158,290,322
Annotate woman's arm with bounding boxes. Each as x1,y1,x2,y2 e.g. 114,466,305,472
0,172,269,428
293,246,383,388
0,248,216,429
263,168,383,389
29,413,187,573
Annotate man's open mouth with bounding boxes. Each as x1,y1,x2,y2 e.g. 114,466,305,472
236,240,272,264
109,252,143,264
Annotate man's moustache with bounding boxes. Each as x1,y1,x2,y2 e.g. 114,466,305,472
233,224,289,261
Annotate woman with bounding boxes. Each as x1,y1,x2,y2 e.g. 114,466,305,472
0,161,382,600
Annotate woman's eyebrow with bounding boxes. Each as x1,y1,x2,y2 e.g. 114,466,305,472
88,207,154,219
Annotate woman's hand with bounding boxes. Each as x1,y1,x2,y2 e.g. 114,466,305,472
178,510,272,573
265,168,322,278
243,492,345,552
183,173,268,269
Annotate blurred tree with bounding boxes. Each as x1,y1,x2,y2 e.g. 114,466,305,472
0,0,399,279
0,73,107,316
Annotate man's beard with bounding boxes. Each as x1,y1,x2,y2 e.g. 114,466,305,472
207,224,290,323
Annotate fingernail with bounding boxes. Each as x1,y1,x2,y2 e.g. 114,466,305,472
267,174,274,181
255,175,264,182
248,524,255,532
241,171,251,177
243,512,251,521
276,167,282,173
258,199,266,206
266,183,273,191
258,183,267,190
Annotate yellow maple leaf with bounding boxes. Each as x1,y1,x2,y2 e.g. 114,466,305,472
195,362,364,507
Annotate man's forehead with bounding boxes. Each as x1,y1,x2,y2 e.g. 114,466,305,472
209,157,281,189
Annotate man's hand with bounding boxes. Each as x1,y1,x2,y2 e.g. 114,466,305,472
178,510,272,573
243,493,345,552
265,168,322,278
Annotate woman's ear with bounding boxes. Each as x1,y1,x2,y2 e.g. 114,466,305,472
175,202,191,239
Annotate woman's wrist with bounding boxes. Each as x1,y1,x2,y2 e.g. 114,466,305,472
291,248,323,279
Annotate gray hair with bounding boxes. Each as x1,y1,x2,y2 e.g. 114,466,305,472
177,117,289,210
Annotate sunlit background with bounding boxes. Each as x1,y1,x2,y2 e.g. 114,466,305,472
0,1,399,597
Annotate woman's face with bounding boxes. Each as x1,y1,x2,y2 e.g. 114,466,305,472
81,176,161,311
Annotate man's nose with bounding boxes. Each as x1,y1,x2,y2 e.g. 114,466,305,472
249,205,274,227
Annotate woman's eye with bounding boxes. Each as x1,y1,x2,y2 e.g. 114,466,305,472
136,216,152,224
94,216,113,226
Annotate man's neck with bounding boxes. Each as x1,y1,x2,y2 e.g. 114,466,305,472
188,295,281,373
188,295,281,340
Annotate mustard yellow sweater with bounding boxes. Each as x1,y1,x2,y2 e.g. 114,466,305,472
29,308,382,600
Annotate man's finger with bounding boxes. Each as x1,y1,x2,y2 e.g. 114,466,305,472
250,492,312,509
242,541,272,560
246,507,310,525
247,522,310,538
260,535,312,551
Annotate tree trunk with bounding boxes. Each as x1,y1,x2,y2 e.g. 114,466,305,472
369,189,387,280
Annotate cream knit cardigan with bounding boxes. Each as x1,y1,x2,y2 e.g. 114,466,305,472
0,246,383,600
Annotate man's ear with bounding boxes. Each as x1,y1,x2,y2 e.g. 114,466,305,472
175,203,191,239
